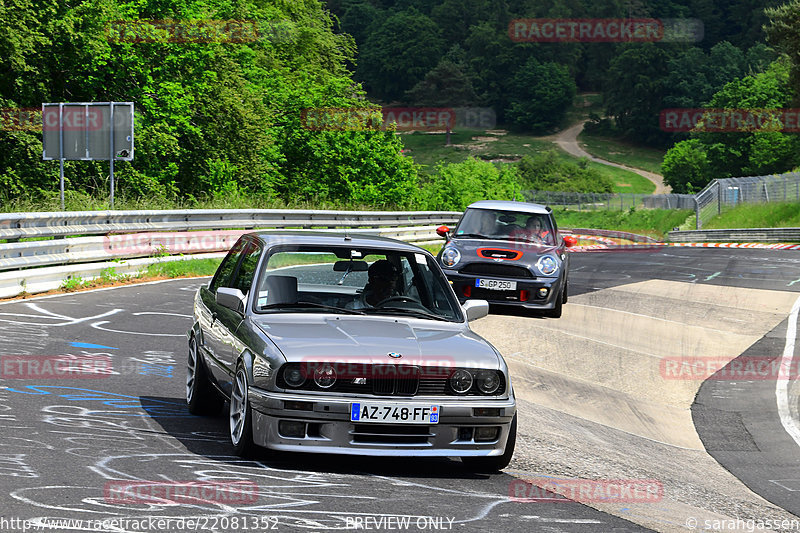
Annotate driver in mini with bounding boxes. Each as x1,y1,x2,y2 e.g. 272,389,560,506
360,259,401,307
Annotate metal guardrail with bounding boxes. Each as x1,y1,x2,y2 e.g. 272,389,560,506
0,209,461,298
0,209,459,240
668,228,800,243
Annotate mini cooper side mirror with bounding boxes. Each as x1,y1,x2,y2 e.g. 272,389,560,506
563,235,578,248
436,225,450,239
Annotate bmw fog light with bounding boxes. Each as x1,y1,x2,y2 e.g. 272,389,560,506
475,370,501,394
313,363,337,389
474,426,500,442
441,247,461,267
538,288,549,298
537,255,559,275
450,369,473,394
278,420,307,438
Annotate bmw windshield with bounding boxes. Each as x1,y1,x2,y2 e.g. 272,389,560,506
253,245,464,322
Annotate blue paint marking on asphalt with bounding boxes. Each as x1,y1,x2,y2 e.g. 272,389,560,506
70,341,117,350
138,364,174,377
2,386,192,417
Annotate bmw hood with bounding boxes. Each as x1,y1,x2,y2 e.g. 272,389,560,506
252,315,501,369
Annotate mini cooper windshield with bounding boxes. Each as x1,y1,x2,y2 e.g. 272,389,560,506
253,245,464,322
454,207,557,246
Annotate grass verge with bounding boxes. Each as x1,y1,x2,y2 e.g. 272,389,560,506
553,208,694,240
576,131,666,175
53,258,223,295
703,202,800,229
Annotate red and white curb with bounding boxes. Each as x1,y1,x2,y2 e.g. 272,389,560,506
571,242,800,252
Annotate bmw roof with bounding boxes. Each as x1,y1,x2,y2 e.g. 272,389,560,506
244,230,429,253
466,200,551,214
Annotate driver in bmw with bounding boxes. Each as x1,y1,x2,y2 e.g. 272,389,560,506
359,259,400,307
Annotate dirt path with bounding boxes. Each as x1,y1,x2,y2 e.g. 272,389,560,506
554,120,671,194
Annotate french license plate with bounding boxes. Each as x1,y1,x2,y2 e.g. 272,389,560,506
476,278,517,291
350,403,439,424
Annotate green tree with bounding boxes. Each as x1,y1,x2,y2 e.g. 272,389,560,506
603,43,670,144
505,58,576,133
356,9,446,101
661,139,711,193
765,0,800,104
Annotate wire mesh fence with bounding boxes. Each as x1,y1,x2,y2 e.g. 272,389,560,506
520,190,696,212
696,172,800,228
523,171,800,229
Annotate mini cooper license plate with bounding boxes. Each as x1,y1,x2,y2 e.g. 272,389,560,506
476,279,517,291
350,403,439,424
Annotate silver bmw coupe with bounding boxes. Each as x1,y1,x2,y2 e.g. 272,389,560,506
187,231,516,471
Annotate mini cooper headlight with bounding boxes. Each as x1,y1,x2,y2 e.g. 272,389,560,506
313,363,337,389
475,370,501,394
441,246,461,268
537,255,559,276
283,365,306,388
450,369,473,394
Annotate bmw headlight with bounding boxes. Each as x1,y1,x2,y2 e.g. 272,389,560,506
536,255,559,276
441,246,461,268
475,370,501,394
313,363,337,389
283,365,306,388
450,369,473,394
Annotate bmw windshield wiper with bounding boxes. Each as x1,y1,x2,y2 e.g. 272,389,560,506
455,233,489,239
366,307,451,321
259,302,365,315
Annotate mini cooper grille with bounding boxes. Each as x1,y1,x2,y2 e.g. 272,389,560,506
478,249,521,260
277,364,505,396
459,263,534,278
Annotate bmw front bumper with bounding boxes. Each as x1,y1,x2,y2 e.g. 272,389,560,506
247,388,516,457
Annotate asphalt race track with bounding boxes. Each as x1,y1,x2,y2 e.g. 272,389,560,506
0,247,798,532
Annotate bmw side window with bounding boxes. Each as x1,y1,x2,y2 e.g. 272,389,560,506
232,243,263,297
209,239,247,294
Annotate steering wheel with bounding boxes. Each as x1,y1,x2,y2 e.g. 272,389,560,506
375,295,421,307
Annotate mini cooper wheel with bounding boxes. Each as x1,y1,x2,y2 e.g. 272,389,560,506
230,364,256,457
462,414,517,473
186,335,224,415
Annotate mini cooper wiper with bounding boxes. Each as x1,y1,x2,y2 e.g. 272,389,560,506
259,302,365,315
455,232,490,239
367,307,451,321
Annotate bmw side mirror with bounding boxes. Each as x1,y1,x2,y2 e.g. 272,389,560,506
462,299,489,321
216,287,247,314
436,225,450,240
563,235,578,248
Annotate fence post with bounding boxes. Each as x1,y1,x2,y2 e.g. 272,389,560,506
695,196,701,230
717,181,721,214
